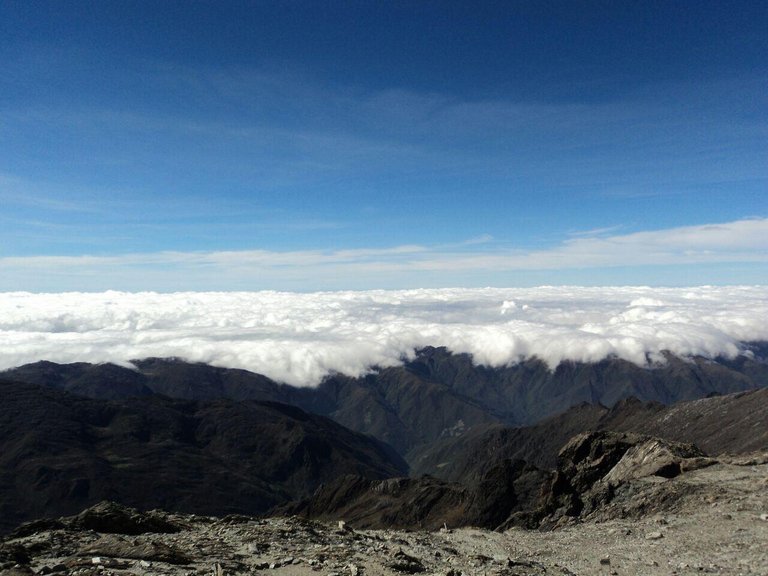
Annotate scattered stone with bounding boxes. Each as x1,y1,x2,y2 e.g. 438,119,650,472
0,543,30,567
1,451,766,576
388,548,425,573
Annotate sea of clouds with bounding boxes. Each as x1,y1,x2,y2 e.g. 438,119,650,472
1,286,766,386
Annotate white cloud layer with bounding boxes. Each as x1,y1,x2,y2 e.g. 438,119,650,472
1,286,766,386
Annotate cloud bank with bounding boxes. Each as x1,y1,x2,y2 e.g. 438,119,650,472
1,286,766,386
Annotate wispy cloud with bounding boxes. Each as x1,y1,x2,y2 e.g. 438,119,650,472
0,173,103,213
567,225,624,238
0,218,765,291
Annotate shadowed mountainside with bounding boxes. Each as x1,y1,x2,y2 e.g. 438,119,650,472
0,378,406,535
410,387,768,482
4,343,768,458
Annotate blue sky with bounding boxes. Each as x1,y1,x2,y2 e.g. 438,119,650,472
1,1,766,291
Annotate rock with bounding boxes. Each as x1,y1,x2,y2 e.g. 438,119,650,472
602,439,704,484
74,501,181,535
91,556,119,566
600,556,611,565
538,431,709,527
645,531,664,540
540,431,642,523
81,534,190,564
0,543,30,568
0,566,34,575
388,549,425,573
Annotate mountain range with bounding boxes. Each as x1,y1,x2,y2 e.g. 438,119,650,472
1,344,767,533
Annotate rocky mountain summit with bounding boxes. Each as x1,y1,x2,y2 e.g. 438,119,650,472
2,445,766,576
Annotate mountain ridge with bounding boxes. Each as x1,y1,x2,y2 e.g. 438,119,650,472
5,344,767,457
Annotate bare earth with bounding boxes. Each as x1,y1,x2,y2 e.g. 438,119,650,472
2,455,766,576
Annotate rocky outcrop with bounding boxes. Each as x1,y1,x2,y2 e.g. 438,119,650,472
10,501,181,540
539,431,708,527
279,458,550,531
276,475,470,530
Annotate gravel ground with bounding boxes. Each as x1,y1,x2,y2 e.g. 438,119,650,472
2,455,766,576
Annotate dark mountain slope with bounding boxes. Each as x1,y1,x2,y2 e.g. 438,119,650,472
600,387,768,455
4,343,767,458
278,458,549,531
316,370,503,454
405,345,768,424
412,387,768,482
0,379,406,534
130,358,292,402
408,402,608,481
3,360,154,399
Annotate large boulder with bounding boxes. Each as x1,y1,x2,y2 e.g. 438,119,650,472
539,431,708,527
602,438,705,484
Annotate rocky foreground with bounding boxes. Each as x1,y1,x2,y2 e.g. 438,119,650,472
2,452,766,576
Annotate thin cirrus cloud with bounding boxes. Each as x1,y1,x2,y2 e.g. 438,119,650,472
0,218,766,291
0,286,766,387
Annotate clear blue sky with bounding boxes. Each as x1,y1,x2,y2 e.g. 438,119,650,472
1,1,766,291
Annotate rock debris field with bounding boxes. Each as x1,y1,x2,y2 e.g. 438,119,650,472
2,453,767,576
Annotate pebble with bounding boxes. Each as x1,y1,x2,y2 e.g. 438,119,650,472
645,531,664,540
